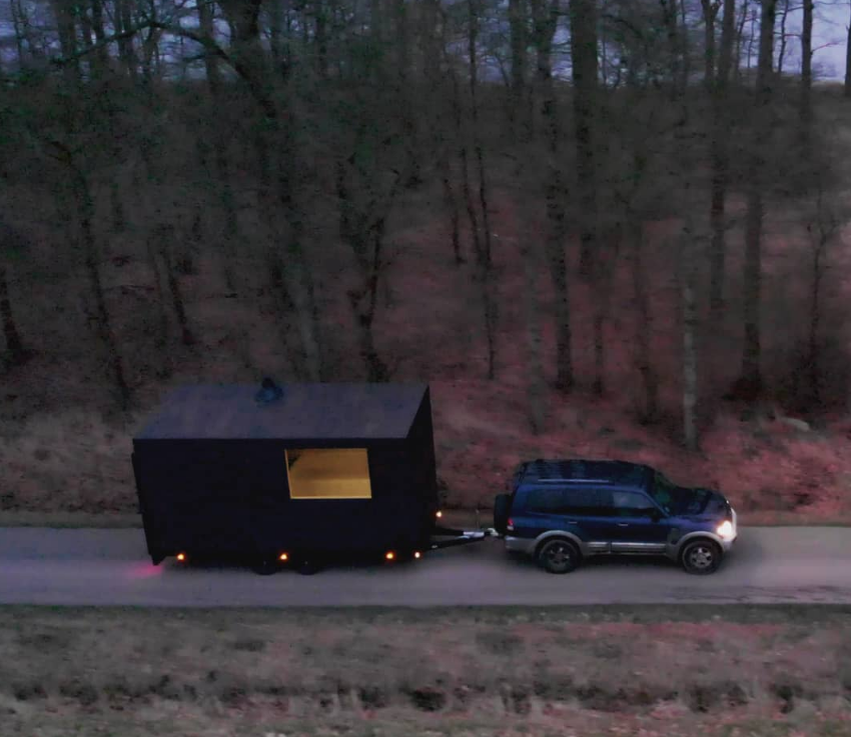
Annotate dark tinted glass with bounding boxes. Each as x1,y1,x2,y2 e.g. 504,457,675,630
611,490,657,516
525,487,609,515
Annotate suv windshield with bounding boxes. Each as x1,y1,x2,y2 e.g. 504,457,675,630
648,471,676,513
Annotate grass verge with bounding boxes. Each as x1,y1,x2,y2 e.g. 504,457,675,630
1,605,850,736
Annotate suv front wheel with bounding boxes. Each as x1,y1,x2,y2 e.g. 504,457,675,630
680,539,722,575
537,539,580,574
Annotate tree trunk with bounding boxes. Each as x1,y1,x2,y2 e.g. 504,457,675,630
335,160,393,383
709,0,736,318
629,219,658,423
439,156,463,265
777,0,789,75
314,0,329,79
424,0,463,265
0,264,25,362
845,5,851,98
701,0,719,89
10,0,25,66
680,0,692,90
746,7,758,73
269,0,283,74
144,236,172,377
509,0,529,140
800,0,814,136
808,222,825,407
532,0,573,392
517,192,547,434
115,0,138,82
49,0,80,84
73,168,132,410
681,224,700,450
468,0,497,380
569,0,599,279
198,0,240,293
737,0,776,399
160,245,195,347
734,0,750,82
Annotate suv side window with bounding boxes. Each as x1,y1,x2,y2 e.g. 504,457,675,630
611,490,657,517
525,486,610,516
525,488,571,514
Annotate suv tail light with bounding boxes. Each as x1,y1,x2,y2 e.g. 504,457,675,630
507,517,514,532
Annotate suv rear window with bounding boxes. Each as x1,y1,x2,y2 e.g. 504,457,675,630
524,486,609,515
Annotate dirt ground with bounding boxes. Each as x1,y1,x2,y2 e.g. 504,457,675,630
2,605,851,736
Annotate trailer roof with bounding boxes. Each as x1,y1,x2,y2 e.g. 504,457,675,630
134,383,429,441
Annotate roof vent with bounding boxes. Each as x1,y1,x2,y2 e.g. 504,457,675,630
255,377,284,406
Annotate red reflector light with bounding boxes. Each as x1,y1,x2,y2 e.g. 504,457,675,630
506,518,514,531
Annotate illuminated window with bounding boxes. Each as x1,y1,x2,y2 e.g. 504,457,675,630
285,448,373,499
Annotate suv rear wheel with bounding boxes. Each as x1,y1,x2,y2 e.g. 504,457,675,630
680,539,722,575
536,539,580,574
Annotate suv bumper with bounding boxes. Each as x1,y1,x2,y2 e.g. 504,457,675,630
504,536,536,555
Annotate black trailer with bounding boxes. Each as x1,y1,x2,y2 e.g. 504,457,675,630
132,380,489,572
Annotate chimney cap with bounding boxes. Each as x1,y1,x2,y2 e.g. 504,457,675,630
255,377,284,405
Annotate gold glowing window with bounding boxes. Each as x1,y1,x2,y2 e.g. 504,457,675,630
285,448,373,499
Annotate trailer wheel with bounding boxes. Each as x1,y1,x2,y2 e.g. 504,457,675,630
298,558,322,575
251,558,280,576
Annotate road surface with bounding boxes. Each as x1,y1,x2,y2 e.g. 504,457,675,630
1,527,850,607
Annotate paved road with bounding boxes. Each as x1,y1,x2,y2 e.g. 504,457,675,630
1,527,850,607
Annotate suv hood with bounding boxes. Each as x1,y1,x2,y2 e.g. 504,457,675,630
668,487,729,518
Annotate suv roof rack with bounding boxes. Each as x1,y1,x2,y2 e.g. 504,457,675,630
520,459,646,485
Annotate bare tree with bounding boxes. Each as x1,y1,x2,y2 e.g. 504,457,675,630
0,221,29,365
196,0,241,293
508,0,530,140
800,0,814,138
776,0,792,75
709,0,736,318
846,1,851,97
700,0,722,88
335,149,402,382
681,220,700,450
466,0,498,380
569,0,600,279
737,0,778,400
531,0,574,392
801,184,841,408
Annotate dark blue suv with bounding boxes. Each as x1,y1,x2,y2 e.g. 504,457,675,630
493,459,737,575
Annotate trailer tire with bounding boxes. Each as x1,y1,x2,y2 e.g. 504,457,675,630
251,558,280,576
298,558,322,575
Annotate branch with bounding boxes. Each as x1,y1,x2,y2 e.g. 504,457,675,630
48,25,149,67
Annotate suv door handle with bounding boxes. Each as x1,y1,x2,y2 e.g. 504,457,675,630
617,523,629,527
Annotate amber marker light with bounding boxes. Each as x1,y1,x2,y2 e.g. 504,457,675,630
414,551,422,559
176,553,186,562
279,553,289,562
385,551,396,561
436,510,443,519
